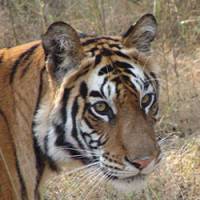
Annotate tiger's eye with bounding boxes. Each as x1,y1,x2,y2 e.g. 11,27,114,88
142,95,150,104
94,102,108,112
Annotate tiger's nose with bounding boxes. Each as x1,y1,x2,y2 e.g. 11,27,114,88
125,156,154,170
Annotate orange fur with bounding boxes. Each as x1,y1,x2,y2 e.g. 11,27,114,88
0,41,46,200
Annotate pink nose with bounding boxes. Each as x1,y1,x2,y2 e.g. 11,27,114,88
126,157,153,169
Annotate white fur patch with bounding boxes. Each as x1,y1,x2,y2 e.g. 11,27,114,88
112,176,146,193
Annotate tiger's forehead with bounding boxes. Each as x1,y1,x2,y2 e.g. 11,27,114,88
72,36,157,98
87,59,148,97
61,35,158,102
80,36,123,57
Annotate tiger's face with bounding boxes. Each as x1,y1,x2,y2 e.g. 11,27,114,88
35,14,161,192
79,59,160,191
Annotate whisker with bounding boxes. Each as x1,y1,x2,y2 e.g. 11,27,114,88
49,162,99,187
72,169,100,198
57,154,91,159
102,168,139,175
68,165,100,190
64,166,101,199
58,146,100,156
50,149,97,162
81,169,105,200
78,166,101,186
64,162,99,176
64,170,97,199
157,133,175,145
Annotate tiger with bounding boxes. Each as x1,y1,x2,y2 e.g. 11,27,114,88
0,13,161,200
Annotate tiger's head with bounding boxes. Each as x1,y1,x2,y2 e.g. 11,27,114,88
34,14,161,192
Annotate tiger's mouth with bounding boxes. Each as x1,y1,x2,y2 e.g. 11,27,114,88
101,167,146,183
98,165,149,192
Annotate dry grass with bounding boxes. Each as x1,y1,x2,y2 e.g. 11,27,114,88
148,137,200,200
0,0,200,199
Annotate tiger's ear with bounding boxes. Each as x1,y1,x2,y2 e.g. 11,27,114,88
122,14,157,52
42,21,83,83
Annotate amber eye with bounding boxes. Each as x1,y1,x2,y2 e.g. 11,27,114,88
141,94,152,107
94,102,109,113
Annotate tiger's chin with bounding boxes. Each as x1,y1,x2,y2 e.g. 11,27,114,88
110,175,146,193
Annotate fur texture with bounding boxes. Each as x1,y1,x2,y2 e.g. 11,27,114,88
0,14,161,200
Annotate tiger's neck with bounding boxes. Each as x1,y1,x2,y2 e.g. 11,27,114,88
0,41,52,200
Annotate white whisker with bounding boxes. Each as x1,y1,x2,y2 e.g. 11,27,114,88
81,169,105,200
64,166,101,199
64,162,99,176
58,146,100,156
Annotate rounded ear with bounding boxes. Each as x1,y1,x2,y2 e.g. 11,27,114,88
122,14,157,52
42,21,83,83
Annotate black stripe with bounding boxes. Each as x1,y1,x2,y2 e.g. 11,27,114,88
83,117,94,129
121,74,138,93
88,108,102,121
114,51,130,59
0,108,10,133
63,141,90,164
94,54,102,66
86,47,98,55
0,109,28,199
55,88,71,147
61,88,71,123
111,76,121,84
82,37,120,46
0,52,4,64
71,97,84,149
89,90,103,98
101,48,113,56
144,72,154,90
109,44,122,49
16,158,28,200
10,44,39,84
150,72,159,88
98,65,114,76
123,25,134,38
82,38,98,46
54,124,89,164
123,68,136,78
108,85,111,96
20,61,32,79
100,37,120,42
136,78,144,90
55,123,89,164
114,61,133,69
80,81,88,99
81,131,93,149
121,75,131,84
100,77,108,98
55,124,66,147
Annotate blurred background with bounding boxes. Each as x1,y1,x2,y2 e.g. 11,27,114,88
0,0,200,199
